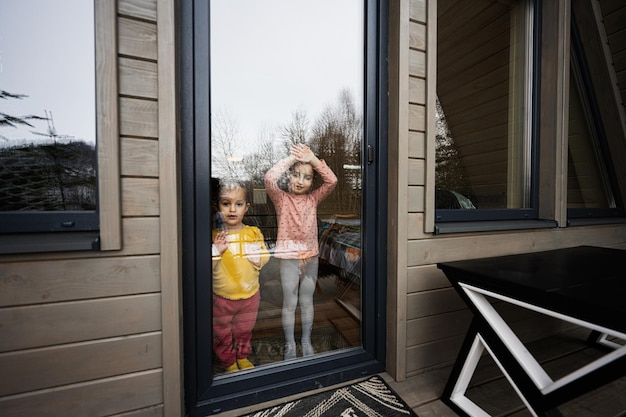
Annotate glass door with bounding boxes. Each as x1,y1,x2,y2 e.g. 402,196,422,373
181,1,387,415
209,0,364,375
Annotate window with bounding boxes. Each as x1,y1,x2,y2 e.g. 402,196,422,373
0,0,119,253
435,0,541,226
566,18,623,220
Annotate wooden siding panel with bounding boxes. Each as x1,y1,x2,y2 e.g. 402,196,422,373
601,4,626,35
0,218,160,263
122,178,160,216
407,288,466,320
409,103,425,131
118,406,164,417
122,138,159,177
407,310,472,347
599,0,626,113
408,186,424,212
120,97,159,138
0,333,162,396
409,0,426,23
118,0,157,22
408,158,425,185
0,294,161,352
122,217,161,255
118,17,157,61
407,264,449,292
156,0,184,412
0,370,162,417
406,336,464,374
0,256,160,307
409,77,425,104
96,0,122,251
120,57,158,99
407,226,626,266
409,49,425,77
409,21,426,51
407,213,427,240
408,131,425,158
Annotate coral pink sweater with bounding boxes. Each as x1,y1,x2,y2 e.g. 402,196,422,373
265,157,337,259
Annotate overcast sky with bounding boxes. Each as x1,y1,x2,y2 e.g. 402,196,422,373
0,0,95,146
1,0,362,151
210,0,364,154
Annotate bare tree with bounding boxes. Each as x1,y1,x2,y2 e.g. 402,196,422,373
243,124,280,187
211,110,246,180
310,89,362,214
0,90,46,141
279,109,309,153
435,97,468,194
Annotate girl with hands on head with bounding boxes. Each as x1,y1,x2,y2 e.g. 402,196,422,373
264,143,337,360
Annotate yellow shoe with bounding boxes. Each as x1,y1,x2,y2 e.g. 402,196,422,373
224,363,239,373
237,358,255,370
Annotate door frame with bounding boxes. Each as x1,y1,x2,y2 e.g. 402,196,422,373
180,1,389,415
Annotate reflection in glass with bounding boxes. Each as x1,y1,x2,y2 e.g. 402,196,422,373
567,63,615,210
0,0,96,212
436,0,532,209
210,0,364,376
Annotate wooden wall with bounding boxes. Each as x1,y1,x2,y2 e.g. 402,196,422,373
387,0,626,385
1,0,625,415
597,0,626,125
0,0,180,415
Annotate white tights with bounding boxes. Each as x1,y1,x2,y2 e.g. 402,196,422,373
280,257,318,348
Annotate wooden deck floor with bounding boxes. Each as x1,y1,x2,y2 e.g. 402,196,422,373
214,327,626,417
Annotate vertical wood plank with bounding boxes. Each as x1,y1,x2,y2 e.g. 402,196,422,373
387,0,411,382
96,0,122,250
157,0,184,415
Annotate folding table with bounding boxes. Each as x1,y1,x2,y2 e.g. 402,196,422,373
438,246,626,417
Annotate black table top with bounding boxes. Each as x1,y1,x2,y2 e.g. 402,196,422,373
437,246,626,334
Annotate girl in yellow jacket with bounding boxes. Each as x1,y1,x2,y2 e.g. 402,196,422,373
212,181,270,373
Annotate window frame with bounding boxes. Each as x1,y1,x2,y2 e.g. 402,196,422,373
566,12,625,222
180,0,388,415
0,0,121,254
433,0,549,233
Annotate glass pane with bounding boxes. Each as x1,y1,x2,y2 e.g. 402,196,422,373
210,0,363,376
0,0,96,212
436,0,532,210
567,63,615,210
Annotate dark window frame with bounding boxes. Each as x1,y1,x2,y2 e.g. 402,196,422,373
0,2,100,254
566,13,624,221
434,0,545,229
180,0,388,415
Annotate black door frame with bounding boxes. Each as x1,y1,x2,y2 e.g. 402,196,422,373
180,1,389,415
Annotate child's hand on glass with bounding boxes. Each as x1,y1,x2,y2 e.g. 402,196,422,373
291,144,319,167
213,231,228,254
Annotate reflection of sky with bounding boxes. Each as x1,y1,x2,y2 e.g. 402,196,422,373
210,0,364,154
0,0,95,146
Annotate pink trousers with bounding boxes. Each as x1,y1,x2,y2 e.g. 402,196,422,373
212,291,260,369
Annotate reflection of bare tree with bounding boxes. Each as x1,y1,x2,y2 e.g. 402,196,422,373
211,110,246,179
210,89,363,216
435,97,468,195
1,92,96,211
280,109,309,152
244,125,279,185
0,90,47,142
310,89,361,214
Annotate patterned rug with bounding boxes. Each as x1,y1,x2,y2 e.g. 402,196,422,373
242,375,418,417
